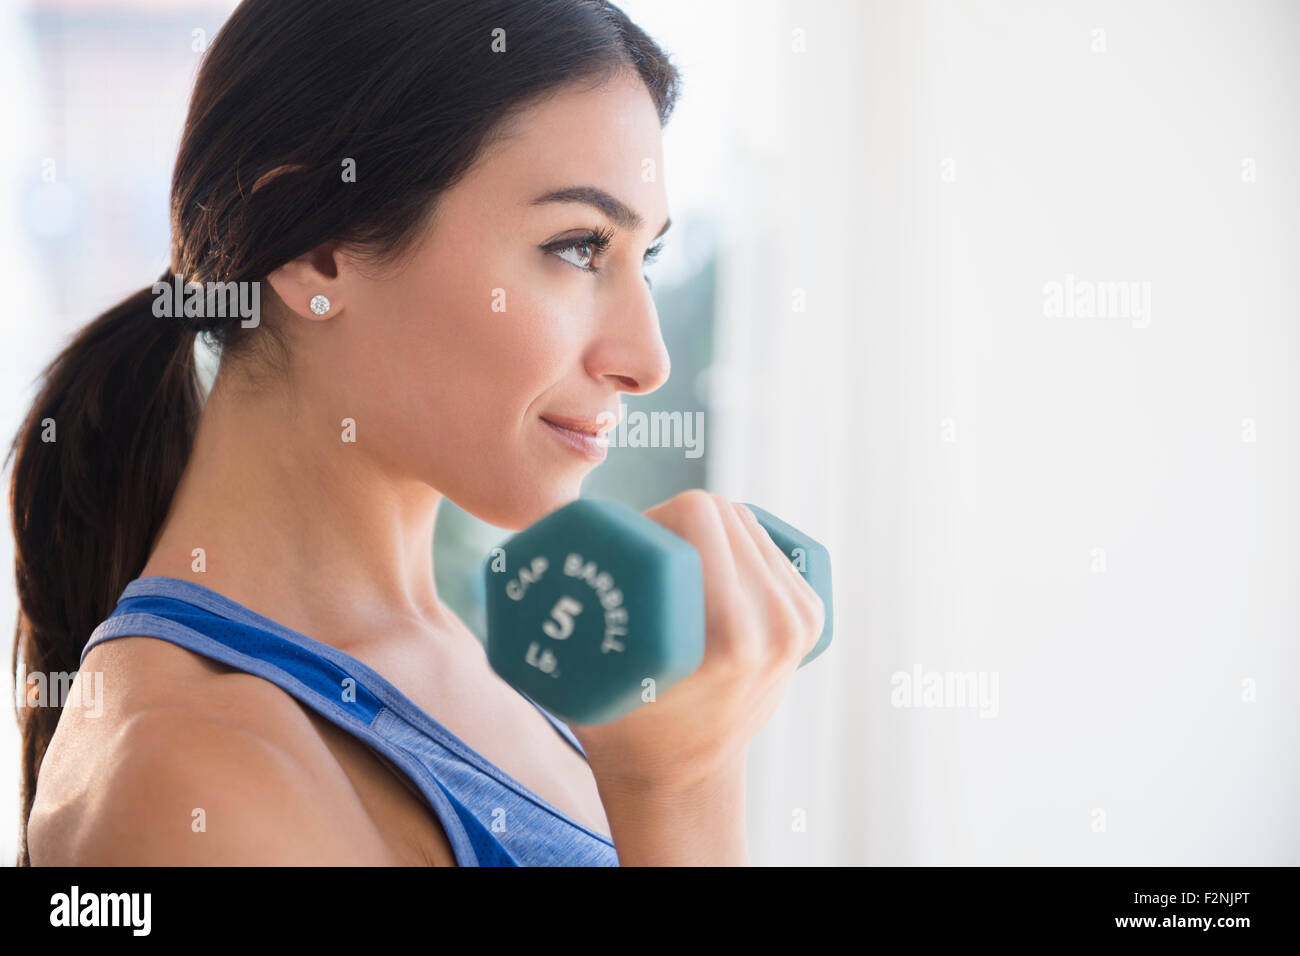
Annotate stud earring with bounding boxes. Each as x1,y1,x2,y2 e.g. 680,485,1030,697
309,294,331,315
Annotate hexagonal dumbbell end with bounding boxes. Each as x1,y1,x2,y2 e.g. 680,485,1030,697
484,498,705,726
739,504,833,665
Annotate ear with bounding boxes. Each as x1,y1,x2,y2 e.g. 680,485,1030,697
265,242,345,321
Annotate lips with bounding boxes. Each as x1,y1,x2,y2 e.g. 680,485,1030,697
539,413,616,437
539,413,615,462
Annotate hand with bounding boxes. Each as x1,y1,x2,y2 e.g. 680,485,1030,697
570,489,826,793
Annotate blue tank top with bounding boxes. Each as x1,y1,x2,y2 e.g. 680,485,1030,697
79,576,619,867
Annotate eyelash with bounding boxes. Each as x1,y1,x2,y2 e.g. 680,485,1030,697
545,226,664,288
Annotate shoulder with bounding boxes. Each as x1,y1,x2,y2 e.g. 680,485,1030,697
32,707,385,865
29,636,392,865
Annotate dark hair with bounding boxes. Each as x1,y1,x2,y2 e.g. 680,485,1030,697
8,0,680,866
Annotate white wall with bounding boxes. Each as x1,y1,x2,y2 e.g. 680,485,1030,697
679,0,1299,864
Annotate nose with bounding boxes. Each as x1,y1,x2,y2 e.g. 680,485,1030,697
585,279,671,395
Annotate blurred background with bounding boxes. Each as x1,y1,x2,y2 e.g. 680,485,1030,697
2,0,1297,865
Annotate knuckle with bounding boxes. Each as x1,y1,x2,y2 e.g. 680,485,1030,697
706,587,744,628
802,611,824,654
674,488,716,523
798,587,825,633
713,637,762,678
765,594,805,662
734,639,765,672
680,488,713,507
787,561,814,592
712,494,740,520
735,504,769,541
809,596,826,645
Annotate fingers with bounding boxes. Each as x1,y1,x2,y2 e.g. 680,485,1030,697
709,495,775,599
644,489,738,586
732,503,801,590
644,490,824,667
716,498,812,665
644,491,745,658
732,503,826,658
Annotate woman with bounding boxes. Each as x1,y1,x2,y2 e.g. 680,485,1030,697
11,0,824,866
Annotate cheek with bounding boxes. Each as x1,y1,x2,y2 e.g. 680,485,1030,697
367,259,580,470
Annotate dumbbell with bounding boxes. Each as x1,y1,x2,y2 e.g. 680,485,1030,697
484,497,832,725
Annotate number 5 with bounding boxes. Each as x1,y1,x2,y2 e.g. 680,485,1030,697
542,596,583,640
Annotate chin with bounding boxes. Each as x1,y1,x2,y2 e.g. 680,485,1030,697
453,473,587,532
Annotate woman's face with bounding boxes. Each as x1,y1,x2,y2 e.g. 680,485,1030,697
296,71,672,530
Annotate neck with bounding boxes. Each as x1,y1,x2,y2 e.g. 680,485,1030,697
142,361,448,646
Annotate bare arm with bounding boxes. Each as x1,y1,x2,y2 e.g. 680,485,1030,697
595,762,749,866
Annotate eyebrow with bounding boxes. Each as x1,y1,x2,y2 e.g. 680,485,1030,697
529,185,672,240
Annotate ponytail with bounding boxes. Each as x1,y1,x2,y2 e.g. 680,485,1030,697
7,276,202,865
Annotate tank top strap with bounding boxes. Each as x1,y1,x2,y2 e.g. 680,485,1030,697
79,576,618,867
85,576,588,760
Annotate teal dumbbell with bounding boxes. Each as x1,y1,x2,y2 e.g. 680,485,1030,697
484,498,832,725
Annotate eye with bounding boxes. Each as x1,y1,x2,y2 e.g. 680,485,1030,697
555,240,598,270
546,226,615,273
543,229,665,288
643,240,664,289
